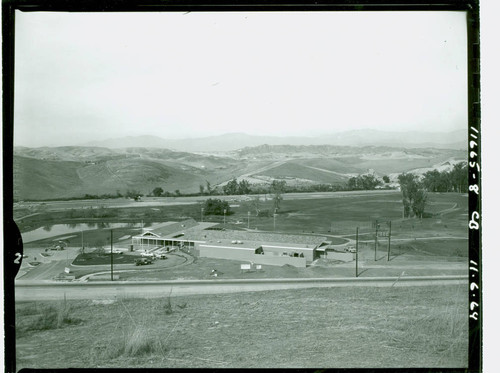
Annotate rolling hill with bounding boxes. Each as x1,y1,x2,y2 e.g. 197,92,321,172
12,144,466,201
13,150,230,200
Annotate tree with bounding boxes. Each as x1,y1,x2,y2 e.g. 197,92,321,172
205,180,213,195
346,175,381,190
238,179,251,195
423,170,452,192
412,189,428,219
382,175,390,183
422,163,467,193
223,178,239,195
152,187,164,197
199,184,205,195
398,173,427,219
126,189,141,199
450,162,467,193
203,198,231,216
270,180,286,212
347,177,358,190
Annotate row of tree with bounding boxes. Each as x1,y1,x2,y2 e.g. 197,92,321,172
421,162,468,193
398,162,468,219
222,178,251,195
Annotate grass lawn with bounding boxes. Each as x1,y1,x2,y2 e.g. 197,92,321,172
15,284,468,369
72,252,139,266
227,192,468,239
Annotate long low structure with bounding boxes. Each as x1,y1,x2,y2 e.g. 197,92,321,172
198,244,307,267
131,219,326,267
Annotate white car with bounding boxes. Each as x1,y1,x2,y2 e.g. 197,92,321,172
346,246,357,253
154,253,167,259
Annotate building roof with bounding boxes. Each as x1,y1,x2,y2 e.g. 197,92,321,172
134,219,210,239
188,229,326,247
134,220,327,249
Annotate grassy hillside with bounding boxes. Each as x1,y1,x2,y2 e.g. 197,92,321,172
15,285,467,369
13,156,212,200
12,145,466,201
13,156,84,200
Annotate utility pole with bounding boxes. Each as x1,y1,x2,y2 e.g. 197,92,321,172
110,229,114,281
247,211,250,229
356,227,359,277
201,207,204,222
223,209,226,226
273,208,277,231
387,220,392,261
374,219,379,261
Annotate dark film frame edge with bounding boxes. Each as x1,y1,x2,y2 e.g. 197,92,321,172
2,1,481,372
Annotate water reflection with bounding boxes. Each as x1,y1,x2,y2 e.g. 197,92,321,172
22,222,151,243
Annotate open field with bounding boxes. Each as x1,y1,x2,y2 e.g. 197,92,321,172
15,284,468,369
16,191,468,239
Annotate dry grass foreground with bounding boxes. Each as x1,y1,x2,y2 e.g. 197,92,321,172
15,284,468,370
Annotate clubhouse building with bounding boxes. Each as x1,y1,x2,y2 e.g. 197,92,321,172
131,219,330,267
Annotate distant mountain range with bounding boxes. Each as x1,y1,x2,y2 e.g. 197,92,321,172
81,129,467,152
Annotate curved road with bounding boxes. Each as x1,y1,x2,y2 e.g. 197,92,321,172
14,275,467,301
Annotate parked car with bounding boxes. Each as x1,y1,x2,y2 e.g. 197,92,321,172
346,246,357,253
135,258,153,266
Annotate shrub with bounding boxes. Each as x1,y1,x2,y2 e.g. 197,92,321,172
16,301,82,337
163,297,173,315
123,327,163,357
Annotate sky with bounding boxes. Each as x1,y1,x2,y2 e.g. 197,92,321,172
13,10,467,147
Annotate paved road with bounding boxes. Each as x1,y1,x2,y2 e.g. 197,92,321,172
14,275,467,301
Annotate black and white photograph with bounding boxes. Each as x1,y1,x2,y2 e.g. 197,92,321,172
4,2,481,371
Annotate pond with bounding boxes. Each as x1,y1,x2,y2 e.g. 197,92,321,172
20,222,163,243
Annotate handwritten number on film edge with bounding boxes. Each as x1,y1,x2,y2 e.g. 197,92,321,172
468,126,480,322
